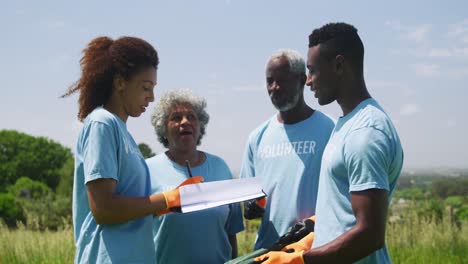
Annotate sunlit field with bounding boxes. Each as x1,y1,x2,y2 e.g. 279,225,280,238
0,222,74,264
1,213,466,264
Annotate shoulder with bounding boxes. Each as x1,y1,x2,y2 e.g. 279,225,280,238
351,100,393,131
204,152,230,168
310,110,336,129
204,152,233,178
146,153,168,166
246,116,275,143
84,107,120,127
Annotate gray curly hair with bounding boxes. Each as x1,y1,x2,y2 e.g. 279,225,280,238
266,49,306,75
151,89,209,148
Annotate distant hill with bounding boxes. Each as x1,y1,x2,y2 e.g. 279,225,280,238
402,167,468,178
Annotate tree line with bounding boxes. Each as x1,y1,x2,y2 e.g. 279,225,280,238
1,129,467,229
0,129,155,229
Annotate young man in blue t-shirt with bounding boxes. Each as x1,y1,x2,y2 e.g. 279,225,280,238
255,23,404,264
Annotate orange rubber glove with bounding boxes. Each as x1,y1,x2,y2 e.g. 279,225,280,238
282,232,314,252
157,176,204,216
254,250,304,264
256,197,267,207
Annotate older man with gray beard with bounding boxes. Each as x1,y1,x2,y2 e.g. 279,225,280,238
240,49,335,250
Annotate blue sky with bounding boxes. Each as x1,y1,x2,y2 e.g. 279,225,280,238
1,0,467,171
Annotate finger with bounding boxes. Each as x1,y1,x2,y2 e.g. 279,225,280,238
156,209,171,216
180,176,204,186
254,254,269,262
281,246,295,253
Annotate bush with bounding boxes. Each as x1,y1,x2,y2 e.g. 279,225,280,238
6,177,71,230
8,177,51,199
0,130,72,191
17,193,71,231
0,193,25,227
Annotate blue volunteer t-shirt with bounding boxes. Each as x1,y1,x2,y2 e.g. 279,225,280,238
146,152,244,264
313,99,404,264
72,107,156,264
240,110,334,249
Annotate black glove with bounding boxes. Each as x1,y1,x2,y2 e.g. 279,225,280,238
270,217,315,251
244,197,266,220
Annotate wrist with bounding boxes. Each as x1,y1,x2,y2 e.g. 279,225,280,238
162,189,180,209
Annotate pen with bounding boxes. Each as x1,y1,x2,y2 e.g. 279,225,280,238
185,160,193,178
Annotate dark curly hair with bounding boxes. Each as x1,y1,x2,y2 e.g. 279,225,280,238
62,36,159,121
308,22,364,73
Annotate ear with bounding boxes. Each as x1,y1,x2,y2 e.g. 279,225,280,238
113,75,126,92
300,73,307,86
334,55,345,75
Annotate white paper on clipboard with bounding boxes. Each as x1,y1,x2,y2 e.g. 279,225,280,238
179,177,265,213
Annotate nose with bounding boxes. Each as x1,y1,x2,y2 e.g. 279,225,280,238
181,115,190,125
268,80,280,92
149,90,155,102
305,74,312,87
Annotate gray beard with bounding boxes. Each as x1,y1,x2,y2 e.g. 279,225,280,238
271,92,301,112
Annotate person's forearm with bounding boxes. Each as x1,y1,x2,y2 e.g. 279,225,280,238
91,193,167,224
303,224,385,263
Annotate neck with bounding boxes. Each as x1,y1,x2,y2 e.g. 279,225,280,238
277,99,314,124
104,93,128,123
166,148,204,167
337,78,371,116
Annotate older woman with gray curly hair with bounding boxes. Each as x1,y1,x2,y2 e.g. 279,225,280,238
146,89,244,264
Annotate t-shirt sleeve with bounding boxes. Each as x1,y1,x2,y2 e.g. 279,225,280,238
239,135,256,179
82,121,119,184
226,202,245,235
343,127,391,192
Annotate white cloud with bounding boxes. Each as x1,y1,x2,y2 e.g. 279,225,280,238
462,35,468,44
231,84,264,92
447,67,468,78
209,72,218,81
418,47,468,59
447,118,457,128
411,64,440,77
385,21,431,43
386,20,468,60
407,25,431,43
368,80,405,89
50,54,72,73
367,80,415,96
448,19,468,38
400,104,421,116
427,48,453,58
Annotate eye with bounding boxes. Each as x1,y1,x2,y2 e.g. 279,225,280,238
187,113,198,120
170,114,182,122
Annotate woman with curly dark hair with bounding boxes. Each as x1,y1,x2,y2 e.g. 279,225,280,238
63,36,202,263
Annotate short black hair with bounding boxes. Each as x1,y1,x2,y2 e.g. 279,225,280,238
308,22,364,72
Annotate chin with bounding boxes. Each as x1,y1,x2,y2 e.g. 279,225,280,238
318,97,334,106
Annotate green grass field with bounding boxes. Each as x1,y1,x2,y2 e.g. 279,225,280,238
0,223,74,264
1,215,467,263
